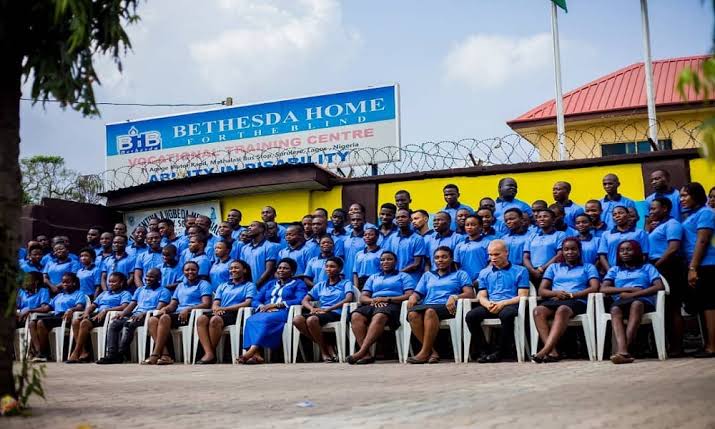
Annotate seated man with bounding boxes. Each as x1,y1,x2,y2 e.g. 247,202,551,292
464,240,529,363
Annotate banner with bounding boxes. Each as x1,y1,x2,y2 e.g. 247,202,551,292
123,201,222,236
106,85,400,186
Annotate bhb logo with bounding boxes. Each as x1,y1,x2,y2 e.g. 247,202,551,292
116,126,162,154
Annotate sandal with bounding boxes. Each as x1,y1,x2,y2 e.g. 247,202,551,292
610,353,634,364
428,356,440,364
157,355,175,365
543,355,560,363
142,354,160,365
356,356,375,365
243,357,259,365
323,355,339,363
346,355,359,365
406,357,428,364
530,354,544,364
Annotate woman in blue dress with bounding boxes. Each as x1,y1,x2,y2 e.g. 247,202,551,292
238,258,307,364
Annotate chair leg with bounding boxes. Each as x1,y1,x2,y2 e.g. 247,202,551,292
216,336,225,364
581,321,595,361
401,323,412,363
336,326,345,363
653,316,667,360
529,318,539,356
463,327,471,363
395,330,403,363
596,318,608,361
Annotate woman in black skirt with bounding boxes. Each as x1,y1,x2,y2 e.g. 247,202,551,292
531,237,600,363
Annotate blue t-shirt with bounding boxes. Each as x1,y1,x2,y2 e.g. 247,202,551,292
376,225,399,248
502,230,534,266
592,223,609,238
364,271,416,298
214,280,257,307
304,256,329,284
442,203,474,231
278,243,315,276
601,195,636,230
209,258,233,292
561,201,585,229
17,288,50,311
134,249,164,281
454,236,492,282
646,188,681,220
424,230,465,262
179,250,212,276
240,240,279,284
126,243,149,259
43,258,80,285
384,230,427,283
308,235,344,259
543,262,599,303
342,231,367,278
49,289,86,314
353,247,385,278
495,198,532,220
492,220,509,238
160,236,182,249
477,264,530,302
229,240,245,261
648,217,683,260
598,227,650,266
101,253,137,278
230,227,247,241
160,262,183,289
171,280,213,312
94,289,132,312
307,279,354,314
415,269,471,305
681,206,715,266
41,252,79,267
20,260,44,274
579,235,602,265
604,264,662,306
76,264,101,297
524,230,566,268
132,285,172,314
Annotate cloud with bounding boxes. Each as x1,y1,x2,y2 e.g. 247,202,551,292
189,0,361,98
443,33,553,90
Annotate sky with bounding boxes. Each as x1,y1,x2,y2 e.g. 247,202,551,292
20,0,713,174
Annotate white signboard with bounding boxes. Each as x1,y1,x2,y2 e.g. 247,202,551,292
124,201,222,236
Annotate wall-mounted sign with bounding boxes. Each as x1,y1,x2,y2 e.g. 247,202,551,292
123,201,222,236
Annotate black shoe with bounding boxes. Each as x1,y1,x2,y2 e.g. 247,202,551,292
196,357,217,364
530,354,544,364
476,353,490,363
692,349,715,358
96,355,123,365
479,352,501,363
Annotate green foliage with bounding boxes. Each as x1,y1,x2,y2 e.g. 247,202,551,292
676,57,715,164
21,155,104,204
14,358,46,412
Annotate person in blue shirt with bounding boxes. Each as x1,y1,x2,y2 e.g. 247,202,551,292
226,209,246,240
552,181,584,228
158,218,181,249
20,244,44,274
196,215,220,260
195,260,256,364
97,232,114,267
126,226,149,259
240,221,279,288
377,203,399,247
265,221,287,250
309,215,343,259
646,197,687,356
347,251,415,365
180,235,212,280
394,189,412,211
353,227,385,289
209,241,233,292
679,182,715,358
97,268,172,364
709,186,715,210
144,261,213,365
574,213,603,272
385,208,427,283
585,200,609,237
293,257,354,363
261,206,287,239
278,224,314,277
66,272,132,363
454,215,491,287
238,258,307,364
133,231,163,289
598,205,650,270
29,273,87,362
159,245,183,290
304,236,337,288
40,236,79,266
85,226,103,257
600,174,635,230
454,208,471,236
410,209,433,238
343,213,367,280
76,247,102,298
646,169,682,219
524,208,566,284
346,203,378,232
549,203,578,237
530,238,600,363
329,208,349,243
424,211,465,271
101,235,137,292
502,208,533,267
441,184,474,231
406,246,475,364
464,240,530,363
43,243,80,294
217,221,243,260
601,240,664,364
494,177,533,221
16,272,50,324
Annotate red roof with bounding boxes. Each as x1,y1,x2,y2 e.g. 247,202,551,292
507,54,713,127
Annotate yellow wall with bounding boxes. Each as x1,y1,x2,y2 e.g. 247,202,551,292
220,186,342,223
690,158,715,192
378,164,645,212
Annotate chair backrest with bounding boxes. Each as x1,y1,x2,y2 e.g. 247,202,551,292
659,275,670,295
529,283,537,297
84,295,92,308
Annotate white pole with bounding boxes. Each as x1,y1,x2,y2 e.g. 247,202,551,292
640,0,658,148
551,2,567,161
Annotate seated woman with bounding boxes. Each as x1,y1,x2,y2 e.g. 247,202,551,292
238,258,307,364
67,272,132,363
195,260,256,364
145,261,213,365
600,240,664,364
348,251,415,364
17,272,50,324
293,257,354,363
28,273,87,362
406,246,474,364
531,238,600,363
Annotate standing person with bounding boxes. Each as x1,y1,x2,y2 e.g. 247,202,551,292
265,221,287,250
574,213,602,268
196,215,220,261
494,177,532,221
20,244,44,274
352,227,384,290
394,190,412,211
480,197,497,212
441,184,473,231
384,208,427,284
261,206,286,239
37,235,52,257
195,260,256,364
158,218,181,249
329,208,349,244
76,248,102,298
464,240,530,363
347,203,377,232
43,242,80,294
423,212,465,271
218,221,244,260
549,203,578,237
501,208,533,267
209,241,233,292
292,257,354,362
585,200,609,237
159,245,183,290
101,235,136,292
708,186,715,210
133,231,163,289
239,258,307,364
647,197,686,356
278,224,314,277
552,181,584,228
377,203,399,247
646,169,682,219
86,226,102,257
598,206,650,270
226,209,245,240
679,182,715,358
601,241,664,364
454,215,491,288
523,209,565,285
455,208,471,236
477,207,506,238
97,268,172,364
180,235,212,280
531,200,548,214
182,215,197,234
113,223,129,240
310,215,343,258
406,246,474,364
410,209,433,238
302,215,315,242
240,221,279,288
531,238,600,363
304,236,337,288
147,218,160,234
343,213,367,280
126,226,148,259
601,174,635,230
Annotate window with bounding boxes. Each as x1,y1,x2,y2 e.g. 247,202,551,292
601,139,672,157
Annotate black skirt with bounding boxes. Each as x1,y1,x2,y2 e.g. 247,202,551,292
302,311,341,326
218,311,239,327
537,298,587,315
409,303,455,320
352,303,402,329
694,265,715,310
609,297,655,314
35,314,64,329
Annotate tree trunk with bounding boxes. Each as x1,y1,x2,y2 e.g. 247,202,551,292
0,2,23,397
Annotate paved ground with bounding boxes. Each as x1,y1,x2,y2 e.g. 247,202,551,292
7,358,715,429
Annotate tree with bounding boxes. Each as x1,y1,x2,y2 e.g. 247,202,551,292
21,155,105,204
0,0,139,399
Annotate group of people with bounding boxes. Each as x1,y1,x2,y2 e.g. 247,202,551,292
15,168,715,365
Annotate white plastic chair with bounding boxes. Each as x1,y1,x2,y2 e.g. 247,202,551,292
90,311,121,360
215,310,247,364
13,315,31,362
240,305,294,363
129,311,153,363
55,296,91,362
403,300,464,363
596,275,669,361
147,309,206,364
528,293,597,361
347,300,407,363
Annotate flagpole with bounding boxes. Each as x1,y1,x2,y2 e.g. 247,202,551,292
550,2,567,161
640,0,658,148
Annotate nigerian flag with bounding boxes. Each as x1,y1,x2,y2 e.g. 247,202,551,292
552,0,567,12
